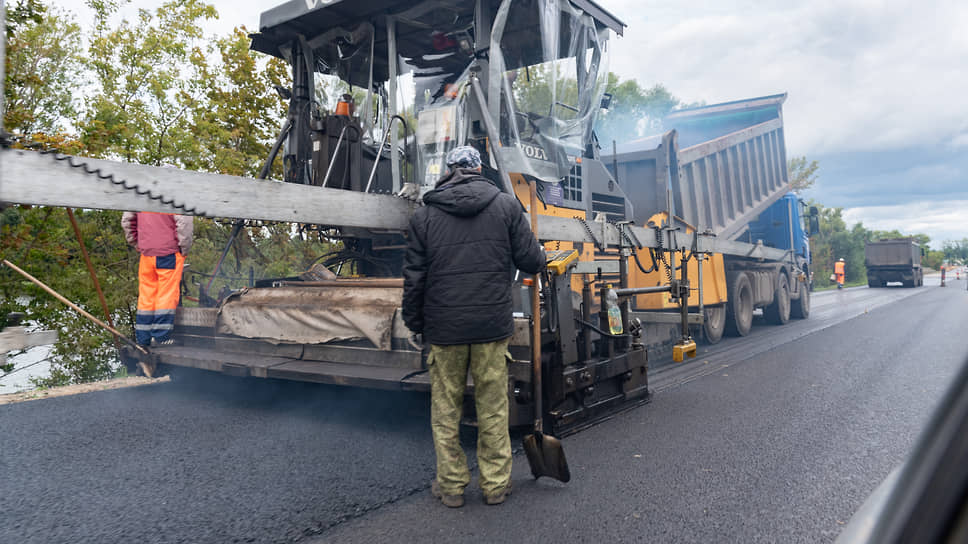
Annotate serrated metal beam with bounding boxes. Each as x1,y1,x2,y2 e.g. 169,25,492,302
1,148,790,262
0,149,414,229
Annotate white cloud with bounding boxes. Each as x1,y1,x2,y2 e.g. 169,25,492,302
843,200,968,248
949,132,968,150
607,0,968,156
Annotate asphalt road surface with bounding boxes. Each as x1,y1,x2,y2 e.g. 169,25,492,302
3,275,966,543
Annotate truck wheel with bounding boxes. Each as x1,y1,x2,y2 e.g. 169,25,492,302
703,304,726,344
725,272,753,337
764,272,791,325
791,281,810,319
867,278,878,288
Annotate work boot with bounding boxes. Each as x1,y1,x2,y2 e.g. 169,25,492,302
430,480,464,508
484,481,512,506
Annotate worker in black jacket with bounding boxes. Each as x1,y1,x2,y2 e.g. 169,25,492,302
403,145,545,508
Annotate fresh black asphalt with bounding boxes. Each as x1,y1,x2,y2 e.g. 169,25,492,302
2,277,966,543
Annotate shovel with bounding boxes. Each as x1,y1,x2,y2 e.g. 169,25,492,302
522,180,571,483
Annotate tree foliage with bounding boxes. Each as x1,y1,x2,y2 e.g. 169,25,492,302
807,203,867,287
81,0,217,164
188,27,289,177
3,1,83,135
923,249,945,271
788,156,819,193
942,239,968,263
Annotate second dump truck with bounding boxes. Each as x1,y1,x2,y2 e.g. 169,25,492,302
865,238,924,288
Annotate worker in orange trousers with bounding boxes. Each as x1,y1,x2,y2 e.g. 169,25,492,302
834,258,846,289
122,212,193,347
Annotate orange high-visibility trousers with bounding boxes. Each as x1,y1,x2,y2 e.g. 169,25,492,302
135,252,184,346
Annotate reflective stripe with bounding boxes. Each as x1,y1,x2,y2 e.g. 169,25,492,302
135,323,174,331
136,309,175,316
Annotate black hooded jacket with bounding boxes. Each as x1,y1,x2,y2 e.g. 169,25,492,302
402,168,545,345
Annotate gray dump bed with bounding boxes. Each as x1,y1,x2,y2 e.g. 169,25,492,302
865,239,921,267
608,94,791,240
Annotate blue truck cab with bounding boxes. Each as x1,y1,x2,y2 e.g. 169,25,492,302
746,193,811,263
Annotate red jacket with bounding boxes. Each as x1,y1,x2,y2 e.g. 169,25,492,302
122,212,193,257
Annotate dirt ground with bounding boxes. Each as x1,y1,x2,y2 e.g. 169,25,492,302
0,375,170,405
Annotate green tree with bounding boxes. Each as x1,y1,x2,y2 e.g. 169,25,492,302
807,202,868,287
869,230,931,249
924,250,945,270
911,233,931,248
788,156,818,193
942,238,968,263
81,0,218,164
188,27,289,177
3,1,83,136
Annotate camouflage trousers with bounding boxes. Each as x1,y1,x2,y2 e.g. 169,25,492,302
428,339,511,496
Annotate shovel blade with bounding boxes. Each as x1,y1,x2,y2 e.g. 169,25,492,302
523,432,571,483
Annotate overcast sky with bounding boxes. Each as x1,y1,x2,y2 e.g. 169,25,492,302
605,0,968,247
59,0,968,247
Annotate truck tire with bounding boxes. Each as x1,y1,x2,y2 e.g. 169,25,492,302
791,281,810,319
703,304,726,344
867,277,878,288
725,271,753,337
764,272,791,325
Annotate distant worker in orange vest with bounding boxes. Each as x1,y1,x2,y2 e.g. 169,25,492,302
834,258,846,289
122,211,193,347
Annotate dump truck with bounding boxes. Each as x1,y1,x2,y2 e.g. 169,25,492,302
865,238,923,288
0,0,809,434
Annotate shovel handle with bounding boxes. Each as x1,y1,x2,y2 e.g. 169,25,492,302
529,180,543,434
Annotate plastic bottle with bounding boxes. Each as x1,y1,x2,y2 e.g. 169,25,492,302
605,287,623,335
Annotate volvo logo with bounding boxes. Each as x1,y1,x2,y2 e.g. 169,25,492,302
522,143,549,161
